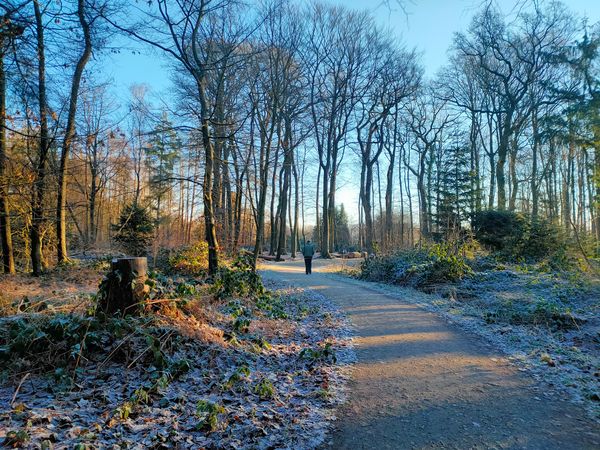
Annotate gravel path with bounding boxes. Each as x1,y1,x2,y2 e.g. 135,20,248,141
260,258,600,450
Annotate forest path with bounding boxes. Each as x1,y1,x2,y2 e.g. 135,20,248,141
260,258,600,450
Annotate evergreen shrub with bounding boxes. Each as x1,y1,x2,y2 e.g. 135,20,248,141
112,203,155,256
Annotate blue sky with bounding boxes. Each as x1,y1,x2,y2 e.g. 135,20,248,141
105,0,600,94
101,0,600,221
342,0,600,76
329,0,600,218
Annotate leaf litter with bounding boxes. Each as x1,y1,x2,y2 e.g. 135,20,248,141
0,278,354,449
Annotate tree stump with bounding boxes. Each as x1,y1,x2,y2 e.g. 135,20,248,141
97,257,149,316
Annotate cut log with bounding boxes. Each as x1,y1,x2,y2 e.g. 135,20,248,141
258,254,278,261
342,252,363,259
97,257,149,316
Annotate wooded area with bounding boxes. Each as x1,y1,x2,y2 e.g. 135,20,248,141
3,1,600,447
1,0,600,275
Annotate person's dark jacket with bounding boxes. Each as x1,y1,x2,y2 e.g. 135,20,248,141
302,243,315,258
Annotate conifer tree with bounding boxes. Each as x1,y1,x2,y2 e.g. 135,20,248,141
145,113,181,232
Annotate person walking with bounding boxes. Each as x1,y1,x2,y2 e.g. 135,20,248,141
302,240,315,274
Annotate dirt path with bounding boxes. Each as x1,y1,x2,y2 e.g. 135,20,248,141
260,258,600,450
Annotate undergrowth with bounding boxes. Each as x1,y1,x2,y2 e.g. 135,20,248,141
167,242,209,277
360,242,473,287
483,297,583,330
0,250,347,448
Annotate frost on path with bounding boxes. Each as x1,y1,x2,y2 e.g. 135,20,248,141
261,259,600,449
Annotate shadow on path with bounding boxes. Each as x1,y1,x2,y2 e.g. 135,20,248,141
261,258,600,450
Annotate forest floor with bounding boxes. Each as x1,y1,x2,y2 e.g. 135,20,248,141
0,264,102,316
260,257,600,449
0,260,353,448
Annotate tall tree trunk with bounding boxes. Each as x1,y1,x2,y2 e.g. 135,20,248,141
385,129,396,250
320,160,330,258
496,151,507,210
89,141,99,245
418,154,429,239
488,152,496,209
564,137,574,233
0,41,15,273
531,109,540,219
251,100,277,268
178,156,185,243
398,142,405,247
231,137,244,250
198,80,219,275
31,0,50,276
593,131,600,246
291,154,299,258
187,155,198,244
406,163,414,246
496,113,512,210
211,77,225,247
469,111,481,217
56,0,93,263
547,138,557,220
315,163,320,249
327,161,337,255
509,135,519,211
252,139,270,268
486,115,496,209
361,161,375,254
276,165,290,260
376,160,384,246
276,117,293,260
269,144,280,255
222,140,233,252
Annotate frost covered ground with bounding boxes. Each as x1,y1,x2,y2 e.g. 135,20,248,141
0,273,354,449
332,263,600,421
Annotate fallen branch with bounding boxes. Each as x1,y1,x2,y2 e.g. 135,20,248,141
10,373,30,407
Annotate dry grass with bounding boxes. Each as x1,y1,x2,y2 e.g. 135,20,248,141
0,265,102,316
153,298,227,345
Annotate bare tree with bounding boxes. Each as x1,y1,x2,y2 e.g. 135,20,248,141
406,90,452,239
305,4,375,256
28,0,52,276
356,44,420,253
0,2,25,273
103,0,250,274
55,0,96,263
455,6,531,210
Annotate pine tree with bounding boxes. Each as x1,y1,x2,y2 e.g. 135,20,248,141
313,204,351,251
435,139,474,237
334,204,351,251
112,203,155,256
145,112,181,231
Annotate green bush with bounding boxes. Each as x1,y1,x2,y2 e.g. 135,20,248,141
0,315,104,365
212,252,268,300
359,253,399,282
423,243,474,284
473,210,568,265
472,210,526,252
518,219,568,265
195,400,226,431
484,298,581,330
299,342,337,365
253,377,276,399
112,203,155,256
360,243,473,287
168,242,209,276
